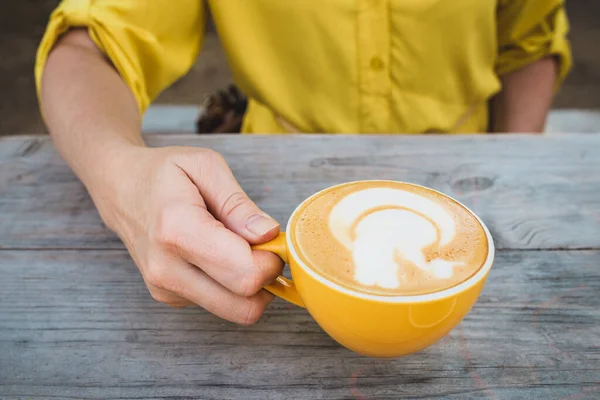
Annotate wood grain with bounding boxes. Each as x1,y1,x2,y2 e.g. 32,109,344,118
1,249,599,399
1,134,599,250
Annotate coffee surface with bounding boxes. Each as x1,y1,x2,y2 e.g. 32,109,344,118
291,181,488,296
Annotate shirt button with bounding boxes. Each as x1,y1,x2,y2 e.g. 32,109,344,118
370,56,385,71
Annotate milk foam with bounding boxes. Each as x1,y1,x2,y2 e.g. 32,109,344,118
328,188,464,289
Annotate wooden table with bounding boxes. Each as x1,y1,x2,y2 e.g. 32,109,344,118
1,134,599,400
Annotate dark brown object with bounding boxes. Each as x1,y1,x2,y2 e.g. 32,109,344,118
196,84,248,134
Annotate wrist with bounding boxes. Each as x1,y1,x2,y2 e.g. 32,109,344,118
77,136,145,185
78,138,149,230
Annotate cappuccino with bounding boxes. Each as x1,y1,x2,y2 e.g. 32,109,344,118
290,181,488,296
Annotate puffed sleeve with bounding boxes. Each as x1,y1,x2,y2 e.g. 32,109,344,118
495,0,572,90
35,0,205,112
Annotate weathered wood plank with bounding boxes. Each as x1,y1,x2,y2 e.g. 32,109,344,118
1,134,599,250
1,249,599,399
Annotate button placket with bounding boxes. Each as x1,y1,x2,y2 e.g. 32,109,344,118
357,0,391,132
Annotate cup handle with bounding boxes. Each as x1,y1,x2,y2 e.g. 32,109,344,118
251,232,305,308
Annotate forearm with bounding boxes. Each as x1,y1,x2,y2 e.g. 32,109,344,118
490,56,558,133
40,29,144,187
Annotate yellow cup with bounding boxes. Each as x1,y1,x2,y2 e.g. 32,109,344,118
253,181,495,358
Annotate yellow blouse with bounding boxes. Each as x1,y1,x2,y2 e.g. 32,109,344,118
35,0,571,134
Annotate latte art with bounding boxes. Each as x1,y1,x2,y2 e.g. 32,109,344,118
328,188,464,290
292,181,488,296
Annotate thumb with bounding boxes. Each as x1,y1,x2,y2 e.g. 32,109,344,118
178,150,280,244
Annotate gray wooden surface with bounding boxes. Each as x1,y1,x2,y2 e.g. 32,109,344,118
1,134,599,250
1,134,599,399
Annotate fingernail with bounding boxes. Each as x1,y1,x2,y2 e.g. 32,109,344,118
246,214,279,236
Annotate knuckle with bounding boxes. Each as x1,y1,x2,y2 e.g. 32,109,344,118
144,262,169,290
237,270,264,297
148,288,170,304
190,148,226,175
240,298,266,326
153,151,181,182
198,149,228,186
201,148,227,167
151,205,182,249
220,191,252,220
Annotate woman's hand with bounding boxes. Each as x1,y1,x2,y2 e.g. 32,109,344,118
41,30,282,325
91,145,283,325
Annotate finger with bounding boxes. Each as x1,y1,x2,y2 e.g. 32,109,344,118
154,203,283,297
170,259,275,325
177,151,280,244
182,208,284,297
143,278,196,308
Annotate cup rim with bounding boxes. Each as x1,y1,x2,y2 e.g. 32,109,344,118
286,180,495,303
